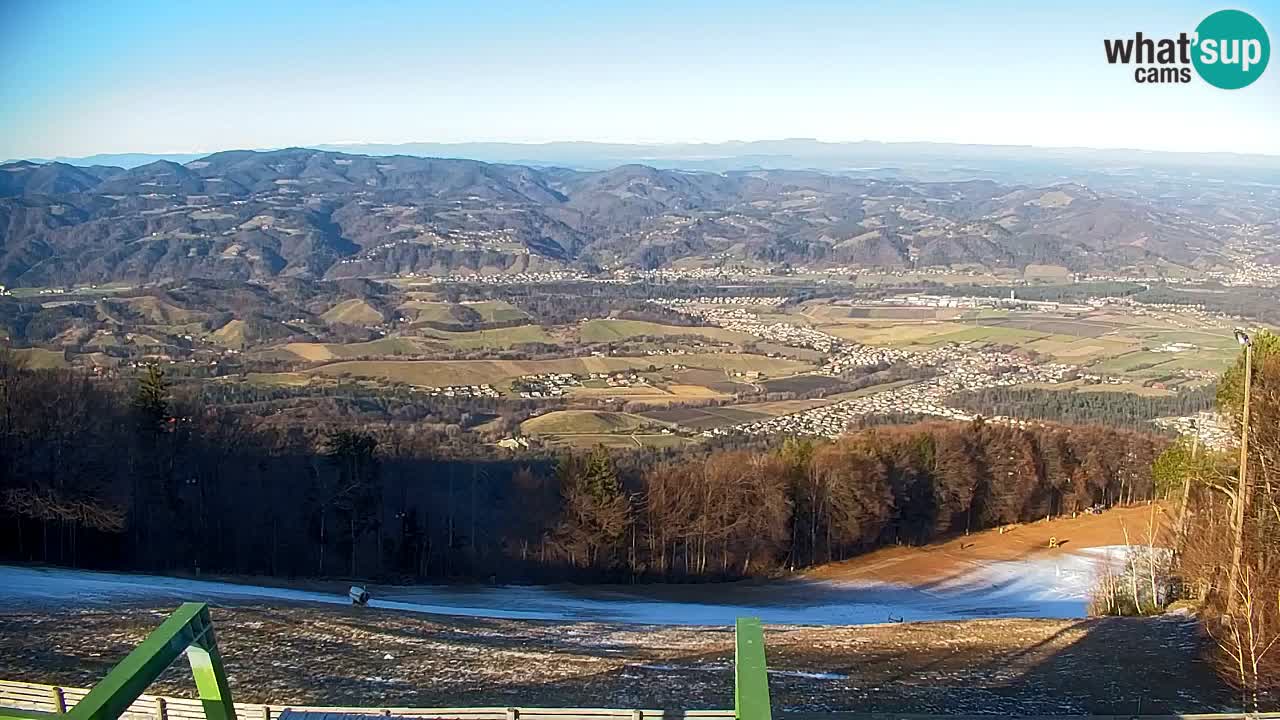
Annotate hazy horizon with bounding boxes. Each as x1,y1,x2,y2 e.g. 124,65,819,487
3,0,1277,160
11,136,1280,171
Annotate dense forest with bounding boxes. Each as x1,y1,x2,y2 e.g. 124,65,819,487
0,349,1164,583
1132,285,1280,326
950,385,1216,430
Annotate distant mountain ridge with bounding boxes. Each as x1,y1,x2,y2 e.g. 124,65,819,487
0,147,1275,287
15,138,1280,184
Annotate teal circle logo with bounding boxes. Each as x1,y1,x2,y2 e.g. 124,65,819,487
1193,9,1270,89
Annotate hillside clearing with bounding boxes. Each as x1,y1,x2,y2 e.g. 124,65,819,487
521,410,653,435
210,319,248,348
321,298,385,326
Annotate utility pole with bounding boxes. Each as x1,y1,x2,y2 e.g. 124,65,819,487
1175,422,1198,553
1225,329,1253,615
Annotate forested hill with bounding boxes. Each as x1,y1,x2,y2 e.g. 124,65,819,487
0,147,1266,287
0,353,1163,582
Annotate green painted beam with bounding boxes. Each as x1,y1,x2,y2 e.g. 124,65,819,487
734,617,772,720
187,636,236,720
56,602,237,720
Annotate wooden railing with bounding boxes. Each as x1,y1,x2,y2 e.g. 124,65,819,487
0,681,735,720
8,681,1280,720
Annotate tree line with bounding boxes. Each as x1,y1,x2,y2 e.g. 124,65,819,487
1,348,1163,583
950,385,1216,431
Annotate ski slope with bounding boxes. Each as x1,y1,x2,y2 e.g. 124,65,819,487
0,547,1129,626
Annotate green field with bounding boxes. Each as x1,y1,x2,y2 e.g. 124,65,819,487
420,325,554,350
1090,350,1234,377
464,300,531,323
397,301,469,324
397,299,530,326
305,352,813,388
916,324,1056,347
578,318,752,344
11,347,69,369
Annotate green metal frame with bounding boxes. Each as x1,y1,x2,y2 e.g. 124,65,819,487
734,617,772,720
2,603,767,720
0,603,236,720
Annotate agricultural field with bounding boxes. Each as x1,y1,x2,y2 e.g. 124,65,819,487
395,299,530,326
10,347,68,369
281,337,435,361
521,410,655,435
462,300,532,324
760,374,848,395
578,319,753,345
301,353,813,390
320,299,385,325
797,300,1250,386
417,325,555,350
210,319,248,348
639,405,772,430
534,432,693,449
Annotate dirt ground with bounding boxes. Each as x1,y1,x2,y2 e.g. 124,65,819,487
808,503,1170,585
1,506,1238,714
0,603,1232,715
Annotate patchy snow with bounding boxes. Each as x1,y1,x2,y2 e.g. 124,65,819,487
769,670,848,680
0,547,1137,627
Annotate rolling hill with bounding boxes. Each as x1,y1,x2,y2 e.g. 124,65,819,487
1,147,1271,287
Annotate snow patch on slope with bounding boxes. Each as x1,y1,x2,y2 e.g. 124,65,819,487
0,546,1137,627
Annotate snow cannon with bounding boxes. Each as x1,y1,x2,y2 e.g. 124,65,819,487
349,585,371,606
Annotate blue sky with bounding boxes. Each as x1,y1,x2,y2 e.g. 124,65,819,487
1,0,1278,159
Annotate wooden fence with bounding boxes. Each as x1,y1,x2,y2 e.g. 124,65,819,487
6,680,1280,720
0,681,736,720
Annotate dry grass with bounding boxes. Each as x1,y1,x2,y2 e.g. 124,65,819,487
521,410,651,435
307,354,809,388
210,319,248,348
578,319,752,345
320,299,385,326
0,606,1227,713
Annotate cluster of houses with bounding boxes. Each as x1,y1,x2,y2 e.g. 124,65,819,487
879,293,1087,313
1154,412,1235,451
428,270,592,285
1203,258,1280,287
660,300,1095,439
418,384,501,399
657,296,786,308
509,371,653,398
807,265,991,277
673,306,844,353
512,373,582,398
596,372,649,387
707,346,1079,439
614,267,779,282
1088,296,1246,333
1153,342,1199,353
